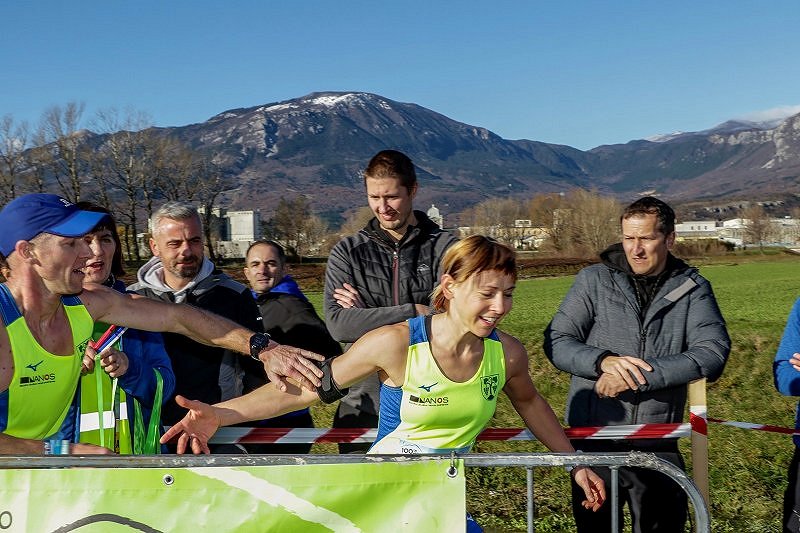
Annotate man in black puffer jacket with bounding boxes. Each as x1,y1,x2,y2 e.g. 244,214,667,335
324,149,457,452
244,239,342,454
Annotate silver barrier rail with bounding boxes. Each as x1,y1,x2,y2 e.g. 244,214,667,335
0,451,709,532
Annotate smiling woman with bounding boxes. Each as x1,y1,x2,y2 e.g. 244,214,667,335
162,235,608,523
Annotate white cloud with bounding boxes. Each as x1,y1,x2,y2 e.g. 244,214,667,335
737,105,800,123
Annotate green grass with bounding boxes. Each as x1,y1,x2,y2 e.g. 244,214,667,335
305,258,800,532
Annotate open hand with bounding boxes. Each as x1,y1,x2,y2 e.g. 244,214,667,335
160,395,220,454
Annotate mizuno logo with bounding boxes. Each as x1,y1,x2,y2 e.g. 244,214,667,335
26,360,44,372
419,382,438,393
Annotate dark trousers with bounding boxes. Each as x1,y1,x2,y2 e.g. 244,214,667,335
570,440,688,533
332,403,379,454
783,447,800,532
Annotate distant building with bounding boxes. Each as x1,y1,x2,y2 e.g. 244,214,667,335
674,221,719,241
676,216,800,248
427,204,443,228
212,209,262,258
139,207,263,259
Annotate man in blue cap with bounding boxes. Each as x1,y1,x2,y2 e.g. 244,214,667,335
0,194,323,454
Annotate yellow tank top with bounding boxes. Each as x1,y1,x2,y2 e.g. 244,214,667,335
370,315,506,454
0,284,92,439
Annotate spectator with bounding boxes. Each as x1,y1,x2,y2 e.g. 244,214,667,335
243,239,342,453
773,299,800,532
0,194,321,454
544,196,730,532
75,201,175,452
128,201,302,453
324,149,457,452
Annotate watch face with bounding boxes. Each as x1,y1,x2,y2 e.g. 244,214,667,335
251,333,268,357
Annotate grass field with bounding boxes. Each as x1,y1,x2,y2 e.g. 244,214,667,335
305,256,800,532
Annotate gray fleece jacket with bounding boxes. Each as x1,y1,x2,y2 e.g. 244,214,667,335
544,243,731,428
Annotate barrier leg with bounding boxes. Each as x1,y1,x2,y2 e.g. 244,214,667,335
689,378,710,506
526,467,534,533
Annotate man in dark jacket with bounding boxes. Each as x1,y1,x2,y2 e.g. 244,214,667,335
130,202,316,453
244,239,342,453
324,149,457,452
544,196,730,533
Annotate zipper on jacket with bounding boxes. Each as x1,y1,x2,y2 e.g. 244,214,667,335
631,326,646,422
611,270,646,423
392,247,400,306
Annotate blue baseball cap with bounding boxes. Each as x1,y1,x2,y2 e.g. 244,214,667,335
0,194,110,257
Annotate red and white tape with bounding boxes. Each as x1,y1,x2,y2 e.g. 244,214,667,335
202,419,798,445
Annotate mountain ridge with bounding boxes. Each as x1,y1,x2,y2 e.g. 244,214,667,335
44,91,800,224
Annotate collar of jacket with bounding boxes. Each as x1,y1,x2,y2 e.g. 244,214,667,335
599,242,690,279
253,275,308,303
363,210,437,249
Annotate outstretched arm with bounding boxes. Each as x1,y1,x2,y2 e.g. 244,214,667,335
162,322,410,453
81,284,323,391
500,332,605,512
161,381,319,454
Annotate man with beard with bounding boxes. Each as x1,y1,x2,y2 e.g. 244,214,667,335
324,149,457,452
130,202,280,453
0,194,321,454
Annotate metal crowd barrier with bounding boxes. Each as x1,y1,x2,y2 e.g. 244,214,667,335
0,451,709,532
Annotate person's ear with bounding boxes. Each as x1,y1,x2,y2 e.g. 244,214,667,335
666,231,676,249
149,237,159,257
441,274,456,299
16,240,35,262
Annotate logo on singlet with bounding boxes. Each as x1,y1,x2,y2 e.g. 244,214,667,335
481,374,499,401
77,339,90,356
19,372,56,386
419,382,438,393
26,360,44,372
409,394,449,406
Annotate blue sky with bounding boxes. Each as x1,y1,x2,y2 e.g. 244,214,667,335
2,1,799,150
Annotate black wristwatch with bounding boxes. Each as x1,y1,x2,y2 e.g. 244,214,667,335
249,332,271,361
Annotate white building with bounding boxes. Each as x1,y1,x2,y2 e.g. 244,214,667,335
427,204,443,228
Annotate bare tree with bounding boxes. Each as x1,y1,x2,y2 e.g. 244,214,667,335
266,195,328,261
91,107,155,260
527,193,569,252
337,206,375,237
39,102,91,202
192,158,226,264
0,115,30,204
566,189,621,255
21,124,50,194
461,197,524,243
741,204,774,252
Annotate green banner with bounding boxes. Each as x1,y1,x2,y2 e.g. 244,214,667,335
0,460,464,532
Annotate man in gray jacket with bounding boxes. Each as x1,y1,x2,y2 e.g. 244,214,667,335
324,149,457,452
130,202,321,453
544,196,730,533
